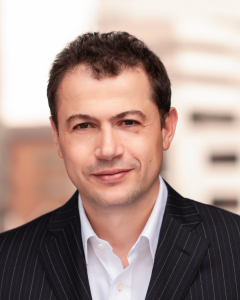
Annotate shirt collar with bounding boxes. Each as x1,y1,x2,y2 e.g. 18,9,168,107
78,176,168,263
78,196,96,264
139,176,168,259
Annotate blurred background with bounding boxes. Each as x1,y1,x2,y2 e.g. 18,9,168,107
0,0,239,232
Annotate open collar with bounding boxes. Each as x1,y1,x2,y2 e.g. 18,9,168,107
78,176,168,263
39,180,208,300
145,180,209,300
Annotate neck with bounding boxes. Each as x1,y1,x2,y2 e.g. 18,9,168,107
81,177,160,268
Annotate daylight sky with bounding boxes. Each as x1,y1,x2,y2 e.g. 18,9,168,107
0,0,98,127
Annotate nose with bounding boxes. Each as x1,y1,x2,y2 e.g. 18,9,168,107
94,125,124,161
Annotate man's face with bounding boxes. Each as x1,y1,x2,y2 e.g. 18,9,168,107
51,66,177,208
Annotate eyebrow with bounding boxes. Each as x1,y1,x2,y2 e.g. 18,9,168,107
111,110,147,121
66,114,98,127
66,110,147,127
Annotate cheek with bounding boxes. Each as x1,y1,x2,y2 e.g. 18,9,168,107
126,131,162,167
147,132,162,170
59,136,91,172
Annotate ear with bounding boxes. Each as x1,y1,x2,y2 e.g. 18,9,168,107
162,107,178,151
50,117,63,158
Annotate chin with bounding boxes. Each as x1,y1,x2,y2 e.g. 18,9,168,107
85,185,143,208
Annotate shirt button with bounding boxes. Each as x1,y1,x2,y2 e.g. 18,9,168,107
97,243,105,249
116,283,124,291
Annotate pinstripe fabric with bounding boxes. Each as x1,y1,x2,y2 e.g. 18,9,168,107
1,182,240,300
0,211,57,300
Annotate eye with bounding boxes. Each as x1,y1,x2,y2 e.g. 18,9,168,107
122,120,138,126
75,123,90,130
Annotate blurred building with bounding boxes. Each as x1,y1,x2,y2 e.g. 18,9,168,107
0,0,239,232
0,3,6,229
0,124,6,231
98,0,240,213
1,127,75,231
0,0,97,232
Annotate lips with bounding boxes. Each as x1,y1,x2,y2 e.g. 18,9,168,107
92,169,132,182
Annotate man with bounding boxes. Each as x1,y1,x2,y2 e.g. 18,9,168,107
0,32,239,300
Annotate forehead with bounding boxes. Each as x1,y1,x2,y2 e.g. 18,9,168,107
57,65,156,118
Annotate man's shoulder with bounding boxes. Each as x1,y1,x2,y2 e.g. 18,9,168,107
186,198,240,242
0,209,54,250
0,190,79,247
165,180,240,237
166,181,240,220
190,197,240,223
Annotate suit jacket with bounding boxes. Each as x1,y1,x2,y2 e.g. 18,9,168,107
1,181,240,300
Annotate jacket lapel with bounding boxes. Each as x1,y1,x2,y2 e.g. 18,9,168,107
38,191,92,300
38,182,209,300
146,182,209,300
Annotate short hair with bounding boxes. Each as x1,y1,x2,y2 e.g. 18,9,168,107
47,31,171,130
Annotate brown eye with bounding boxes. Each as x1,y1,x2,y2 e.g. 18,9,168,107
123,120,134,126
78,123,89,129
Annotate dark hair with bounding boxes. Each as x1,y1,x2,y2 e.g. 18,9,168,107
47,31,171,130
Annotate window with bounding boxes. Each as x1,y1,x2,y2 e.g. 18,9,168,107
213,198,238,209
210,154,238,164
191,112,235,123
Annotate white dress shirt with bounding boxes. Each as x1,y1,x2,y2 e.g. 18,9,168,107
78,176,168,300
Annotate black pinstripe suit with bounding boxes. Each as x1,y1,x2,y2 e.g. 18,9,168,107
1,181,240,300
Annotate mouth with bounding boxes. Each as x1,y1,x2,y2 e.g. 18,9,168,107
92,169,132,182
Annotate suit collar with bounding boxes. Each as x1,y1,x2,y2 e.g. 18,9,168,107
45,180,202,241
46,190,79,234
39,182,208,300
146,181,209,300
38,191,92,300
79,176,168,264
164,180,203,230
